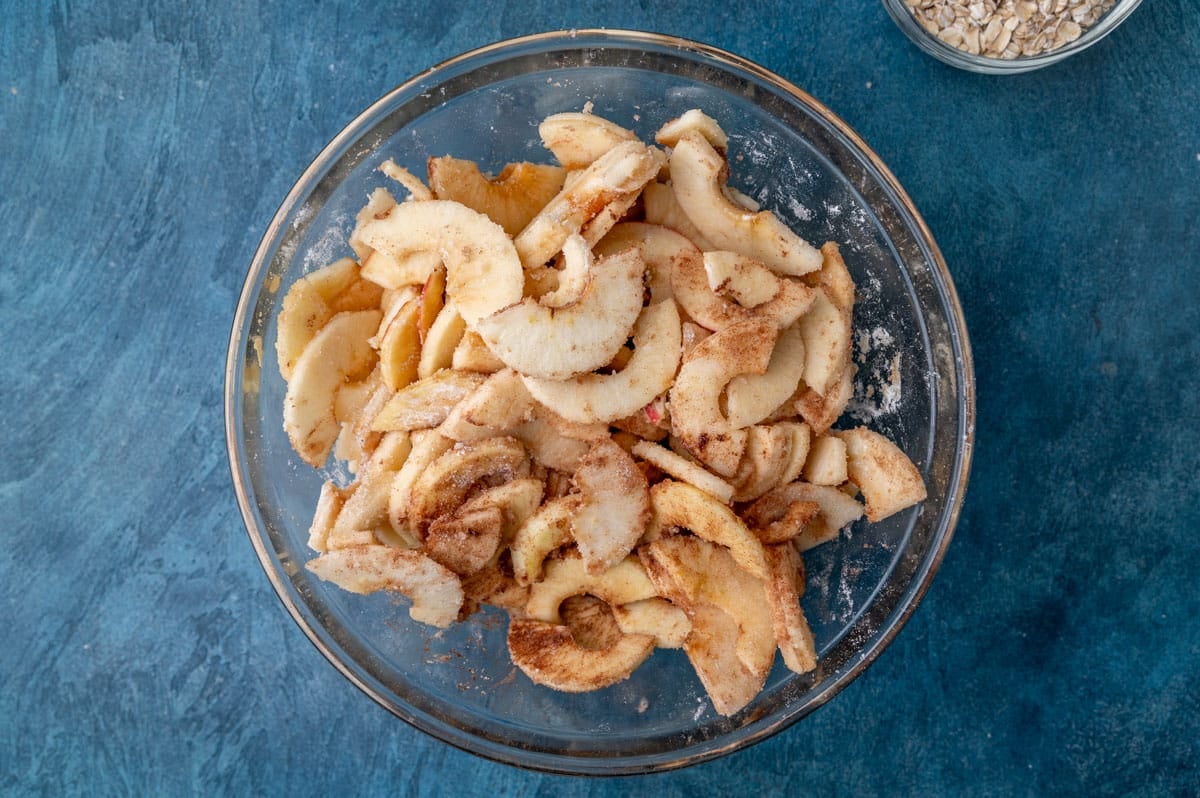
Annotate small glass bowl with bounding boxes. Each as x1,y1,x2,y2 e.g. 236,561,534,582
225,29,975,774
883,0,1144,73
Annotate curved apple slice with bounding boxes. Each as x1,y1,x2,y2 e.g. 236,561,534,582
438,368,536,443
730,424,794,503
744,481,864,552
475,246,645,380
638,535,775,714
526,555,659,623
833,427,927,522
655,108,729,150
306,545,463,628
593,221,680,303
807,241,856,313
612,598,691,649
423,501,504,576
508,618,655,693
703,251,778,308
670,131,821,276
276,258,382,380
514,140,665,269
668,317,776,477
522,299,681,425
647,480,768,579
283,309,382,467
428,157,565,236
797,289,853,398
510,495,578,586
355,199,523,327
572,438,651,574
538,111,638,170
406,436,531,532
630,440,734,504
671,241,815,333
725,323,807,430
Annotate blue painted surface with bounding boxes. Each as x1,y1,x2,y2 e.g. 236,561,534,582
2,1,1197,794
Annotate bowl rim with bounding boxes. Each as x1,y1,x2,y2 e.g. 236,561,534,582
881,0,1144,74
224,27,976,775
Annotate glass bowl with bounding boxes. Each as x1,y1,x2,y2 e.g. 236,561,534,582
883,0,1143,73
224,29,975,775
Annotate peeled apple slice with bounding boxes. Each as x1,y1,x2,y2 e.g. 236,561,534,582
356,200,524,328
283,309,382,467
475,245,646,380
670,131,822,277
521,299,682,425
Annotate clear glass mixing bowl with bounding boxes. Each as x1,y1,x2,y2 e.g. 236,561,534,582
225,29,975,774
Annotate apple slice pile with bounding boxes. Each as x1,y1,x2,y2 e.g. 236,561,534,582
275,108,927,716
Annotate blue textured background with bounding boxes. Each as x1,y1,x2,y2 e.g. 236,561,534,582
2,1,1198,794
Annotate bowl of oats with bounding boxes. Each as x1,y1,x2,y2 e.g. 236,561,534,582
883,0,1143,72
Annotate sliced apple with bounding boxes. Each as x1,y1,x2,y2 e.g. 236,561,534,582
525,555,659,623
804,240,856,313
378,158,433,201
730,423,795,503
668,317,777,477
703,250,779,308
647,480,768,579
803,434,849,486
307,481,349,553
514,140,665,269
283,309,382,467
326,430,413,549
592,221,683,303
507,618,655,693
670,131,822,276
356,199,524,328
522,299,681,425
572,438,651,574
427,156,566,235
276,258,382,380
423,501,504,576
450,329,505,374
744,481,864,552
438,368,535,442
375,296,421,392
510,495,579,585
538,111,638,170
655,108,729,150
387,430,454,530
797,289,853,398
642,181,716,251
612,598,691,649
370,369,485,432
360,248,441,290
307,545,463,628
406,436,530,533
763,542,818,674
670,237,815,333
725,322,808,430
348,187,398,261
795,364,855,435
833,427,927,522
475,246,646,380
416,301,466,379
630,441,734,504
638,535,775,715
